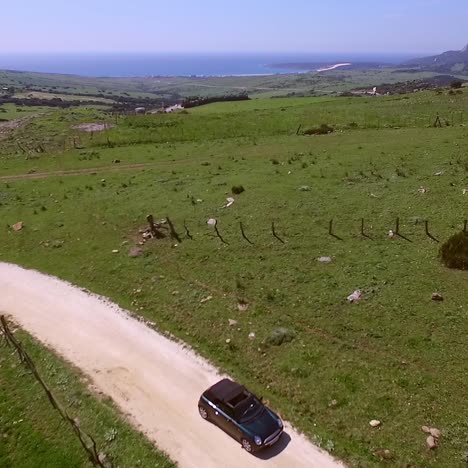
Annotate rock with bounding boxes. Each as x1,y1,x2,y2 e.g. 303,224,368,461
369,420,381,427
225,338,231,344
388,229,395,239
421,425,431,433
207,218,217,226
347,290,362,303
200,296,213,304
237,302,249,312
51,240,64,249
431,292,444,301
248,332,256,340
429,427,442,439
434,171,443,176
328,399,338,407
112,249,119,253
228,319,238,327
426,435,438,450
299,185,311,191
318,256,332,263
373,449,393,460
128,247,142,258
12,221,23,231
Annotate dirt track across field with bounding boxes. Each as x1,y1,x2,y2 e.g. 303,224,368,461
0,262,344,468
0,163,155,181
0,115,40,140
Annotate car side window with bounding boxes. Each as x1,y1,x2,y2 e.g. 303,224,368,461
217,402,234,419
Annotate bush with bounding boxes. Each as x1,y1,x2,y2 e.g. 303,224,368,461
450,81,463,89
232,185,245,194
265,328,296,346
303,124,334,135
440,231,468,270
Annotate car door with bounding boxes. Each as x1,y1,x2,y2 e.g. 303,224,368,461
214,402,241,440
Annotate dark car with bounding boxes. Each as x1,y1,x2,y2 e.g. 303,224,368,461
198,378,283,453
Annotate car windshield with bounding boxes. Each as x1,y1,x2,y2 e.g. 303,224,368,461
235,396,264,423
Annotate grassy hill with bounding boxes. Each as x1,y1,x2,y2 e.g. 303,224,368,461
1,85,468,466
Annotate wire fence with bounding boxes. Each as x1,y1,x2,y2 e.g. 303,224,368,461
145,214,467,247
0,315,112,468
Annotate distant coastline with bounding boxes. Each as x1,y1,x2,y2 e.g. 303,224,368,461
316,62,352,72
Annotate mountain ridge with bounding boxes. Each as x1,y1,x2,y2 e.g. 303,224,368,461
402,43,468,74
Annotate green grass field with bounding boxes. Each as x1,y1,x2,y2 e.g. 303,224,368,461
1,86,468,467
0,68,450,100
0,103,52,121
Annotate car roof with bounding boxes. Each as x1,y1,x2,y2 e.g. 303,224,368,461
204,378,247,403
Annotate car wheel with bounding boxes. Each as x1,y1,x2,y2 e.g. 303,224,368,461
198,405,209,420
241,438,253,453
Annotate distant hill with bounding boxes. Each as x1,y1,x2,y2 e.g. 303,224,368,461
402,44,468,74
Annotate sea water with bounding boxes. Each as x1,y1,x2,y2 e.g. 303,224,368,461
0,52,416,78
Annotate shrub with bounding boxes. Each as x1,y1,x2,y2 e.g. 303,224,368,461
303,124,334,135
440,231,468,270
231,185,245,194
450,81,463,89
265,328,296,346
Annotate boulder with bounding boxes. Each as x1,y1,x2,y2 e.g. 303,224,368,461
426,435,438,450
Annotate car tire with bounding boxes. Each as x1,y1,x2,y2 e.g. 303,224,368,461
241,438,253,453
198,405,209,420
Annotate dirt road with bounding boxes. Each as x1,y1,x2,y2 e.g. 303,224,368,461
0,114,41,140
0,262,344,468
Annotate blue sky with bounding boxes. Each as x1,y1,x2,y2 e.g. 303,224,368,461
3,0,467,54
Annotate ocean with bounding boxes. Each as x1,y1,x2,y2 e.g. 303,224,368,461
0,52,417,78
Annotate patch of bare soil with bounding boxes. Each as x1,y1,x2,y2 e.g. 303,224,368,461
0,115,40,140
72,123,114,132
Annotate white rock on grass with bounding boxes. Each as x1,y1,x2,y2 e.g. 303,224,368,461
426,435,438,450
318,256,332,263
237,302,249,312
369,420,381,428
